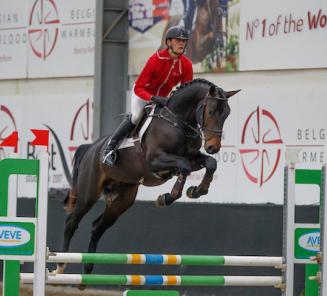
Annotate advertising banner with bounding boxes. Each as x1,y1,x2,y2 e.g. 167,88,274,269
0,95,93,197
128,0,239,74
27,0,96,77
129,0,327,73
239,0,327,70
0,86,325,204
0,1,29,79
0,218,36,261
0,0,95,79
137,84,326,205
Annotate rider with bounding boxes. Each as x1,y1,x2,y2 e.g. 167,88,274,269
102,25,193,166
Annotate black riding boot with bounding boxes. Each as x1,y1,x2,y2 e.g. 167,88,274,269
102,116,135,166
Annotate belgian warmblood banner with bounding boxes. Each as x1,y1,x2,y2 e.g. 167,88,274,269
0,0,95,79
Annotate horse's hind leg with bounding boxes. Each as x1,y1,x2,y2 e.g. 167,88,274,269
55,182,101,274
83,183,139,275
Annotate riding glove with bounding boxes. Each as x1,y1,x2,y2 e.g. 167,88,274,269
151,96,168,106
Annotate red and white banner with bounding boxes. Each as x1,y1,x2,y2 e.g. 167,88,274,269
138,83,326,205
0,87,324,204
239,0,327,70
128,0,327,73
0,95,93,196
27,0,95,77
0,1,29,79
0,0,95,79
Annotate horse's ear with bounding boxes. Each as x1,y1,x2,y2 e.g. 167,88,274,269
209,85,216,96
226,89,241,98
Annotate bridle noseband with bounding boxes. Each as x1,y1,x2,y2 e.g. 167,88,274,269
195,92,229,137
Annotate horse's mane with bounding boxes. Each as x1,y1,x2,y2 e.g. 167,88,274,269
170,78,216,97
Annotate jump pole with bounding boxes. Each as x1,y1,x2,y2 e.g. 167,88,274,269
20,273,283,287
47,252,283,267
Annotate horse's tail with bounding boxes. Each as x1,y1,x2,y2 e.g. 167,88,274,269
63,144,91,212
72,144,91,186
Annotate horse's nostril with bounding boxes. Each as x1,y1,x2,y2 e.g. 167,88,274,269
206,145,220,154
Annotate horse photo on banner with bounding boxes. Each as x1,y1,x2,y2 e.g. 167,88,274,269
128,0,240,74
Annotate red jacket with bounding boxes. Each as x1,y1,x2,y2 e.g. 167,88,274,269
134,49,193,101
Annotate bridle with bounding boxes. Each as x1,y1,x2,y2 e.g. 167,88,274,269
152,91,230,139
195,92,230,137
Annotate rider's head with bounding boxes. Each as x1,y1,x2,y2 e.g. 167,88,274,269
165,25,189,57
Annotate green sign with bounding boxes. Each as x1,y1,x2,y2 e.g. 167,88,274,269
0,219,36,259
294,228,320,259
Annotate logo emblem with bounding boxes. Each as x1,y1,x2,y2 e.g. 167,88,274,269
28,0,60,60
129,0,169,33
0,105,17,140
298,231,320,252
68,98,91,158
239,106,283,187
0,225,30,248
0,105,17,158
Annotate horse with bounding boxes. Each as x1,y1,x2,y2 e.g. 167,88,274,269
56,78,239,277
161,0,224,66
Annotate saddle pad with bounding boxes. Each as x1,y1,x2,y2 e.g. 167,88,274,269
118,106,155,150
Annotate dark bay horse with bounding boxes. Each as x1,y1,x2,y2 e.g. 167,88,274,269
57,78,239,276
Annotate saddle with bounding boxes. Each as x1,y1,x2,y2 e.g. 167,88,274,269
117,104,160,150
131,104,156,138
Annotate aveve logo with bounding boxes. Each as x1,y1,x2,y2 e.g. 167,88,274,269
298,231,320,252
0,226,31,247
28,0,60,60
239,106,283,187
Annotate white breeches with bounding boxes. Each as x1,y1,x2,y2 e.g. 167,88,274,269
131,90,148,124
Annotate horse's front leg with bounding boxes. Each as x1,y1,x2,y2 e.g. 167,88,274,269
156,173,187,207
186,153,217,199
148,152,191,207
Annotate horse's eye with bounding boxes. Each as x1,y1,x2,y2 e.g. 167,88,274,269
208,110,214,116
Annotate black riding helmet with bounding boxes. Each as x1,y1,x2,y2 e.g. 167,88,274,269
165,25,189,46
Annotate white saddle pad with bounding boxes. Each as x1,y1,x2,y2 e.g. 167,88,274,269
118,106,155,150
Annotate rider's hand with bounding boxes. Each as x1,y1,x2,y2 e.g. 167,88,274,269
151,96,168,106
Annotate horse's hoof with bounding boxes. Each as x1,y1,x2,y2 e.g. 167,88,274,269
51,264,66,274
77,284,87,290
187,186,200,199
156,194,167,207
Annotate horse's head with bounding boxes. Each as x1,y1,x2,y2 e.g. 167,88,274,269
197,85,240,154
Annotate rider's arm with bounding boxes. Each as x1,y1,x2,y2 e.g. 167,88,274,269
134,56,156,101
181,57,193,84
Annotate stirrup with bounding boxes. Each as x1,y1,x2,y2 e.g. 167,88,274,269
102,150,117,166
